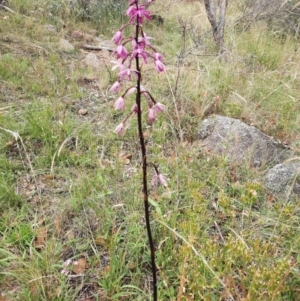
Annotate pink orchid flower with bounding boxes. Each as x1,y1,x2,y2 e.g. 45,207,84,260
154,102,165,113
151,173,168,188
112,30,122,45
127,86,137,95
154,59,164,72
132,46,149,63
148,107,157,123
126,5,151,24
109,81,121,93
111,61,125,72
131,103,138,114
114,122,124,135
114,97,125,110
116,45,128,59
119,68,138,81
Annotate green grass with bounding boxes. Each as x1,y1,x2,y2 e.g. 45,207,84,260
0,0,300,300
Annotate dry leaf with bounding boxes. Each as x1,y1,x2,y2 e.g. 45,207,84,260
33,227,47,249
54,216,61,235
181,294,194,300
6,140,15,147
94,237,106,246
267,194,275,207
127,262,137,270
101,265,111,275
117,152,132,164
66,230,75,240
72,258,88,274
221,288,232,299
71,30,84,40
143,130,150,139
44,174,55,180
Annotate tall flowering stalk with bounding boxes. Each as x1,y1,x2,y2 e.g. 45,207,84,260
110,0,166,300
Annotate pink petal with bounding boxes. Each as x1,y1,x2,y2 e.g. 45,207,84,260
112,31,122,45
114,97,125,110
116,45,128,59
158,174,168,187
151,175,158,186
131,104,138,114
114,122,124,135
148,108,157,123
154,102,165,113
109,81,120,93
127,87,136,95
155,60,165,72
154,52,163,61
126,6,136,17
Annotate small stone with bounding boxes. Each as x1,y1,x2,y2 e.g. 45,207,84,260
99,39,115,49
78,108,88,116
71,30,84,40
83,33,94,42
59,38,75,53
44,24,57,34
264,161,300,198
81,53,101,69
87,29,99,36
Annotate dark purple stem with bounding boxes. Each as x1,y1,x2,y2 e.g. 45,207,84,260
134,2,157,300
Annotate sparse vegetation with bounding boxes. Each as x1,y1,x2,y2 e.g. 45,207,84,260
0,0,300,300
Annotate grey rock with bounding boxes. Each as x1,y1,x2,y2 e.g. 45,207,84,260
81,53,101,70
98,40,115,50
87,29,99,36
59,38,75,53
43,24,57,34
264,160,300,198
198,115,291,167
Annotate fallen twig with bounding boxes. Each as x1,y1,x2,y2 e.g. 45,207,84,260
0,4,15,13
81,44,114,52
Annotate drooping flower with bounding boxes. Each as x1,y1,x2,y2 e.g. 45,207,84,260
111,61,125,73
153,102,165,113
154,59,164,72
139,33,153,47
126,5,151,24
132,45,149,63
114,97,125,110
119,68,138,81
151,173,168,187
153,53,164,72
131,103,138,114
126,5,136,17
109,81,121,93
114,122,124,135
148,107,157,123
158,174,168,187
116,45,128,59
127,86,136,95
112,30,122,45
154,52,163,61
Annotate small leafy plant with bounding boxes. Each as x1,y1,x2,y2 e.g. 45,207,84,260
109,0,166,300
